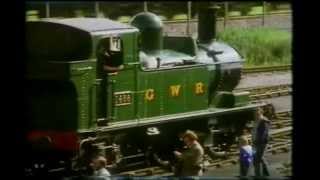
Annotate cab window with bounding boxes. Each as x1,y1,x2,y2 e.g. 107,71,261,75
97,36,124,72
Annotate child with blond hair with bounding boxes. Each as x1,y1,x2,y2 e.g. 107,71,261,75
239,135,253,177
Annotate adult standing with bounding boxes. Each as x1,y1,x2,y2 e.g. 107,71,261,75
252,107,271,177
173,130,204,177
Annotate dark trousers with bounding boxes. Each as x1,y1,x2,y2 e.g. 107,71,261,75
253,144,270,177
240,162,249,176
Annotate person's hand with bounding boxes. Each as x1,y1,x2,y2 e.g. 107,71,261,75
103,64,124,72
252,141,257,146
174,151,182,157
104,51,110,57
252,147,256,155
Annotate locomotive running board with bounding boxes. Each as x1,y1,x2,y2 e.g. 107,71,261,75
80,102,267,134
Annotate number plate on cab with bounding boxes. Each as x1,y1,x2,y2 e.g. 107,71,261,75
114,91,132,106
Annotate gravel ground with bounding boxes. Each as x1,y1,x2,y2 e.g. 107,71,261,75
238,71,292,112
202,72,293,177
237,71,292,89
203,149,291,177
256,95,292,112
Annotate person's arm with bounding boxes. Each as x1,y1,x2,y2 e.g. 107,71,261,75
240,147,251,162
103,64,124,72
256,121,267,144
180,146,202,166
240,148,245,160
174,151,182,158
261,121,270,143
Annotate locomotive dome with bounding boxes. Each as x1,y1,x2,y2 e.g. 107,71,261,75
130,12,163,31
130,12,163,53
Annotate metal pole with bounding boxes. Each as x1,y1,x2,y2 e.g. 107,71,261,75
143,2,148,12
95,1,100,17
262,1,266,26
45,2,50,18
224,2,228,30
187,1,192,36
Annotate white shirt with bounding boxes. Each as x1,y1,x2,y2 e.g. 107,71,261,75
94,168,111,180
242,145,253,155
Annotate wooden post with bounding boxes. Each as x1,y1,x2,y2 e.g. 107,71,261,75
45,2,50,18
144,1,148,12
262,1,266,26
224,2,228,30
95,1,100,17
187,1,192,36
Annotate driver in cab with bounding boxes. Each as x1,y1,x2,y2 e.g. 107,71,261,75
100,37,124,72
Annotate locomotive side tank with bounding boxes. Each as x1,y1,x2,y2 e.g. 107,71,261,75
25,6,265,175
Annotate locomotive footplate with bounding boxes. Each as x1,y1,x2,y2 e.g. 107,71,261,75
90,102,266,133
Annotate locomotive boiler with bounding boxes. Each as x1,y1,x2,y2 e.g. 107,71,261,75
25,6,265,176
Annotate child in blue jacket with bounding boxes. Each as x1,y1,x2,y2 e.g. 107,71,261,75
239,135,253,177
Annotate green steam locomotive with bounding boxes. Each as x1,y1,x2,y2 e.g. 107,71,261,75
26,6,265,175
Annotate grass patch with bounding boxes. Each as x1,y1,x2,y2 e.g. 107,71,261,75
217,27,292,67
172,14,188,20
117,16,131,23
228,11,242,17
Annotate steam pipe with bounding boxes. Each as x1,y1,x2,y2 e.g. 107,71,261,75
198,5,220,43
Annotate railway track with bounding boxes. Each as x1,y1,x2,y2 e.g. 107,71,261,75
118,110,292,177
242,65,291,74
235,84,291,101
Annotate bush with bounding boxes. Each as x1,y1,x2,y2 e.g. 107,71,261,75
217,27,291,67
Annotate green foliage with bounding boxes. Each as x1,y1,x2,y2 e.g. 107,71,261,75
217,27,291,67
117,16,131,23
247,6,263,15
172,14,188,20
159,15,168,21
228,11,241,17
26,10,39,21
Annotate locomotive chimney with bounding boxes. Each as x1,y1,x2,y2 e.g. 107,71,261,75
198,4,220,43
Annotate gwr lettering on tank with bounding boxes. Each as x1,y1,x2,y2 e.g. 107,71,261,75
114,82,205,105
144,82,205,102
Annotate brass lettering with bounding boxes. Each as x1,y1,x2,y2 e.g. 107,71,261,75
170,85,181,97
195,82,205,95
145,89,155,101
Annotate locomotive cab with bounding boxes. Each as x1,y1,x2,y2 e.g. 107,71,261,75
26,18,140,174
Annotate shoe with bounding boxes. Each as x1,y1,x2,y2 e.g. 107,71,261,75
159,160,170,166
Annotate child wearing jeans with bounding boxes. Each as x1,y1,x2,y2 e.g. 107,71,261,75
239,135,253,177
